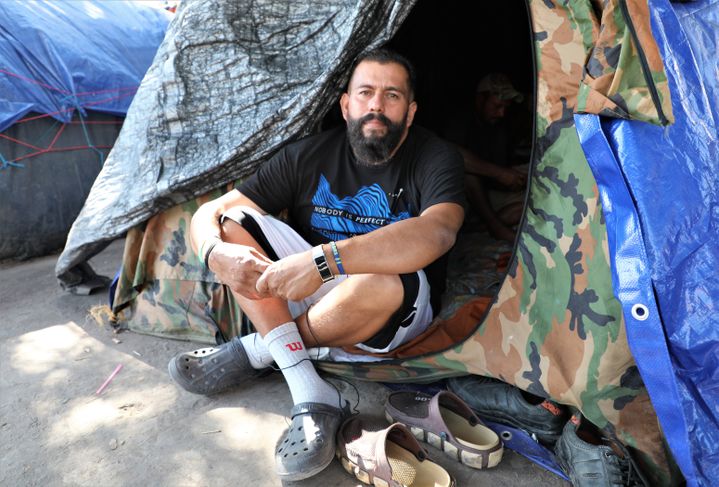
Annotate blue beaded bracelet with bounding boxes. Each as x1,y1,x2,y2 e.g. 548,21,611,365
329,241,346,275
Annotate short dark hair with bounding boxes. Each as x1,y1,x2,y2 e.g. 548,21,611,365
349,48,417,99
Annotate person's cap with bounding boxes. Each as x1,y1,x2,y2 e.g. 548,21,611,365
476,73,524,103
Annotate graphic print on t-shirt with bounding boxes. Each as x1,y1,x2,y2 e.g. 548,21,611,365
310,175,410,241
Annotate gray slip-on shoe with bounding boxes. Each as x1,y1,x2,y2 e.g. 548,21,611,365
168,336,267,395
555,414,648,486
275,400,350,481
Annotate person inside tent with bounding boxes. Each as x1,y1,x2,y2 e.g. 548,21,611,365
166,49,466,481
444,73,528,242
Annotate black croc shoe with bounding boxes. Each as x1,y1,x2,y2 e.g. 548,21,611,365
168,336,267,395
275,401,350,481
448,375,568,445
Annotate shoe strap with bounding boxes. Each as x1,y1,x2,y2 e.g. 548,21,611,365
291,401,343,418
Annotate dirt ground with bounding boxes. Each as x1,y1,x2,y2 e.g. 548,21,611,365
0,239,568,486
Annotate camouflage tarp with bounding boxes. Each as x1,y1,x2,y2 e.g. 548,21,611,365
87,0,683,484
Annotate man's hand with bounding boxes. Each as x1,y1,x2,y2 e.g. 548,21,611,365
495,167,527,191
208,242,274,300
255,250,323,302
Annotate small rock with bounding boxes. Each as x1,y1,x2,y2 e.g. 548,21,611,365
83,347,91,354
112,338,122,344
109,438,118,450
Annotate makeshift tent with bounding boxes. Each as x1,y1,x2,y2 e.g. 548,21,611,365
57,0,718,485
0,1,170,260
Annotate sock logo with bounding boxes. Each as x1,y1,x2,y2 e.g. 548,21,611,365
285,342,304,352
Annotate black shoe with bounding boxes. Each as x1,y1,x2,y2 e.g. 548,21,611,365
447,375,568,445
275,401,351,481
555,414,648,486
168,336,267,395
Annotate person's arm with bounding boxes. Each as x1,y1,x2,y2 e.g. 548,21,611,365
255,202,464,302
192,190,274,300
457,146,526,190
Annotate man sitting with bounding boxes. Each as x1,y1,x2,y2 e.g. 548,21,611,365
167,48,466,481
446,73,528,242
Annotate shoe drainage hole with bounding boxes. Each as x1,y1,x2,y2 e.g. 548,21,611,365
304,448,308,451
500,431,512,441
298,426,303,431
631,303,649,321
293,452,298,456
300,439,305,443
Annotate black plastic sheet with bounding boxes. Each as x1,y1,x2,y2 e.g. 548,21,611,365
56,0,415,282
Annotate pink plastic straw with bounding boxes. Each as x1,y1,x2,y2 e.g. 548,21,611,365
95,364,123,395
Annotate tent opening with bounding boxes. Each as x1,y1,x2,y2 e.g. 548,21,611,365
332,0,535,352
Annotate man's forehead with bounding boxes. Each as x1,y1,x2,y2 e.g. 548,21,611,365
348,61,410,91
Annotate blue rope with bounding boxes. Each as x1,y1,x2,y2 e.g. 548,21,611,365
62,94,106,168
0,151,24,171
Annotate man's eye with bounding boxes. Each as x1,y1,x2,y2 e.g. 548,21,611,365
387,93,399,100
358,90,371,97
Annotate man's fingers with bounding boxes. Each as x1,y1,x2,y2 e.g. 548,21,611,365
249,248,274,264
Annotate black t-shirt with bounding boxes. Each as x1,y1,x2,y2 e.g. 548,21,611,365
239,125,466,311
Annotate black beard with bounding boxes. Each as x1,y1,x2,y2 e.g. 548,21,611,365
347,112,407,166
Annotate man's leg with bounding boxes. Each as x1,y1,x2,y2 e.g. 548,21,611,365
218,215,342,408
218,212,409,482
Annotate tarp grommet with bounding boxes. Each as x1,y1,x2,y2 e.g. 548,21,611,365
631,304,649,321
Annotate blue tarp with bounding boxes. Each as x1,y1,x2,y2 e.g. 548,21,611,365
0,1,170,133
577,1,719,485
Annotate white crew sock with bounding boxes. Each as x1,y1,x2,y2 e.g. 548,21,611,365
239,333,273,369
264,322,338,407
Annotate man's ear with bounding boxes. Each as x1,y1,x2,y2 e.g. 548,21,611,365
340,93,349,121
406,101,418,127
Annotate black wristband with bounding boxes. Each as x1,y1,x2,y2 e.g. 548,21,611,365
203,239,220,269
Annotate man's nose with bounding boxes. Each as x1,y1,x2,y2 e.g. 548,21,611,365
368,93,384,112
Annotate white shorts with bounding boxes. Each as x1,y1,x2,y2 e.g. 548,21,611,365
222,206,434,354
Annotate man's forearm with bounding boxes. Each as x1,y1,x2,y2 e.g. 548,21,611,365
328,203,464,276
459,147,503,179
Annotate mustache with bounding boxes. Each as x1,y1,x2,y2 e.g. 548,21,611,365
359,113,392,126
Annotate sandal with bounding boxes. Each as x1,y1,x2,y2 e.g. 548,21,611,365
167,336,266,395
336,417,455,487
275,400,350,481
385,390,504,469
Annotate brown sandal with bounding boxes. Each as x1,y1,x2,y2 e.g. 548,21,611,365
385,390,504,469
336,417,455,487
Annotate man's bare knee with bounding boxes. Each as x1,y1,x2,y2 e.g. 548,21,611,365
343,274,404,323
300,273,404,347
220,216,253,245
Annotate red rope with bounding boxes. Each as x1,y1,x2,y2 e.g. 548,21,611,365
10,145,114,164
46,123,66,150
1,68,140,97
0,68,71,94
0,133,45,151
16,89,137,124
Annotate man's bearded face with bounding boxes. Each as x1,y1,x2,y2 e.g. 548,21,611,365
347,111,408,166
